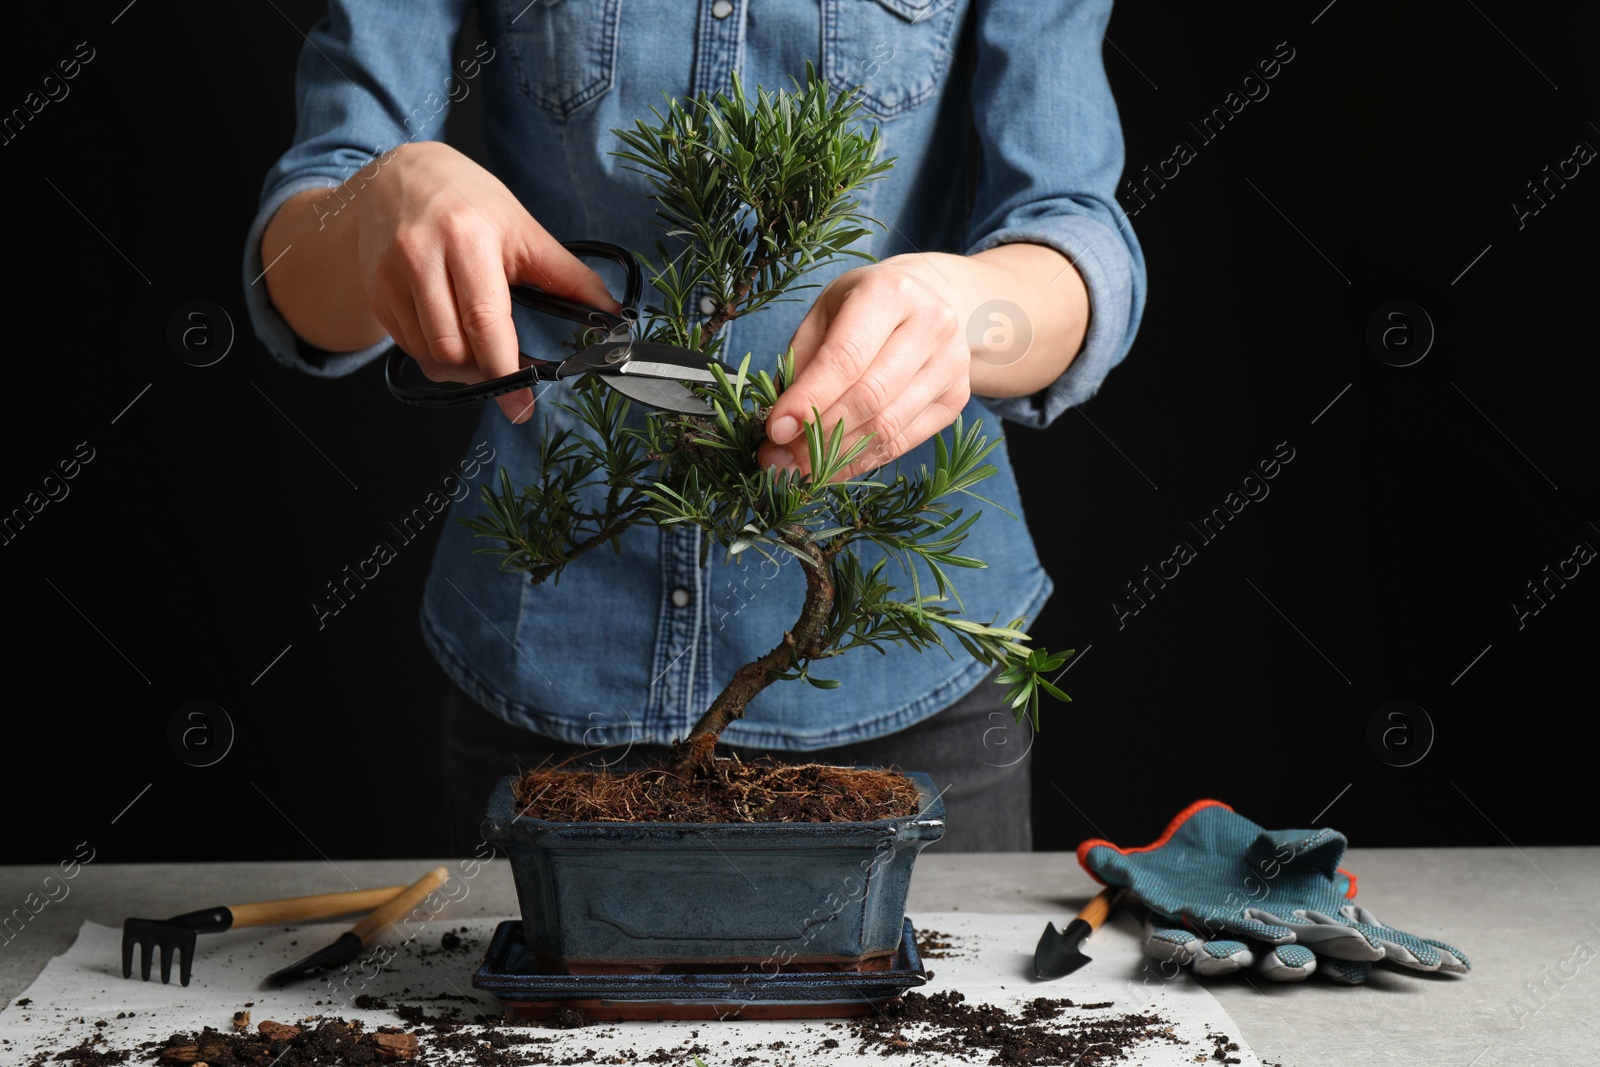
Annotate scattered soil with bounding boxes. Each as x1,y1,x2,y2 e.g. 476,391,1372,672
15,996,1230,1067
27,1033,129,1066
422,1025,567,1065
342,924,482,984
915,929,961,959
149,1019,418,1065
14,921,1248,1067
846,990,1184,1065
549,1007,589,1030
513,759,922,824
1200,1024,1287,1065
1205,1026,1257,1064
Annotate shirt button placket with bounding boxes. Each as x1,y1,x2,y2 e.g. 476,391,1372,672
694,0,746,102
667,0,745,742
646,524,705,745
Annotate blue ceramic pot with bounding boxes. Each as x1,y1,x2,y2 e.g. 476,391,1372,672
481,769,945,972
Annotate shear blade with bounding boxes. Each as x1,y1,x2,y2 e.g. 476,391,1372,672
598,372,712,415
579,340,733,414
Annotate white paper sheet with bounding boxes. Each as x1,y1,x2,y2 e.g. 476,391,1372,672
0,911,1260,1065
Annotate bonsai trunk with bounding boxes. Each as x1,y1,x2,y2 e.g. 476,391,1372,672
668,526,834,776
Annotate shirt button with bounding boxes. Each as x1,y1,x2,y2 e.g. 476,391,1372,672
671,587,692,608
698,294,718,315
711,0,734,17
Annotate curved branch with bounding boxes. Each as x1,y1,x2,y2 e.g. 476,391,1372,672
667,525,833,775
523,504,651,585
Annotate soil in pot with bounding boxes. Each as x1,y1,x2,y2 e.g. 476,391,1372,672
511,759,923,824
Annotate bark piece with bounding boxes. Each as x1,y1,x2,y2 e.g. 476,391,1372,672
373,1031,420,1060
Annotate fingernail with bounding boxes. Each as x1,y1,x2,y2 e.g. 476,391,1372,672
768,415,799,444
766,446,794,471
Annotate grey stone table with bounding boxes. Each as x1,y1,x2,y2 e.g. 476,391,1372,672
2,849,1594,1066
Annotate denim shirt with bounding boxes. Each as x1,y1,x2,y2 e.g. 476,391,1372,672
243,0,1146,750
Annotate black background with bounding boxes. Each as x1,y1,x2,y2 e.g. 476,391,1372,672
2,1,1595,865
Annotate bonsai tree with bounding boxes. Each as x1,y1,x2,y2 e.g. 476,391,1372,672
464,67,1072,779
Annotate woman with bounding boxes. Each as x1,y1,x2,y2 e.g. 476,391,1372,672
244,0,1146,853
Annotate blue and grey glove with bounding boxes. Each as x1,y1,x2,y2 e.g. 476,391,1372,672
1078,800,1470,984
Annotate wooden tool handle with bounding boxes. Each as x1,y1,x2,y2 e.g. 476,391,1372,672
227,886,408,929
350,867,452,947
1078,887,1122,932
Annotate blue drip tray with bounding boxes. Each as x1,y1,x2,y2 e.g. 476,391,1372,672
472,917,930,1022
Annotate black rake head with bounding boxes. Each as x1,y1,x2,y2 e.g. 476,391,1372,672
121,906,230,986
121,917,200,986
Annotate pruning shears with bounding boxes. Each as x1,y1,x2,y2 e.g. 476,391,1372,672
384,239,733,416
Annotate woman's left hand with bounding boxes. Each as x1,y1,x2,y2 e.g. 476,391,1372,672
756,255,972,483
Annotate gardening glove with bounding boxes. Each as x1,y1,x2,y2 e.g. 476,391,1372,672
1078,800,1470,985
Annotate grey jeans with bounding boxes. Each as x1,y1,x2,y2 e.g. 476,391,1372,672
441,669,1034,854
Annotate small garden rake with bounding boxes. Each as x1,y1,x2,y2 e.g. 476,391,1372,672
121,884,406,986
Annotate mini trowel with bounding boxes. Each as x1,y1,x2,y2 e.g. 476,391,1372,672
1034,887,1122,980
265,866,450,985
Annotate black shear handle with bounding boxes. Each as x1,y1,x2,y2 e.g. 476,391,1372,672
509,239,641,334
385,239,641,408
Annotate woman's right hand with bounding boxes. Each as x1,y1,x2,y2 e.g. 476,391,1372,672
354,142,620,423
264,140,620,423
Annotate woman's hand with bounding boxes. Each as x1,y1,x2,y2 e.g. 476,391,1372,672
263,141,619,424
755,256,973,482
352,142,619,423
754,244,1090,481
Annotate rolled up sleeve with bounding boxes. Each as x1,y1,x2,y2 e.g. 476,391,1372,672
964,0,1147,429
242,0,473,377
